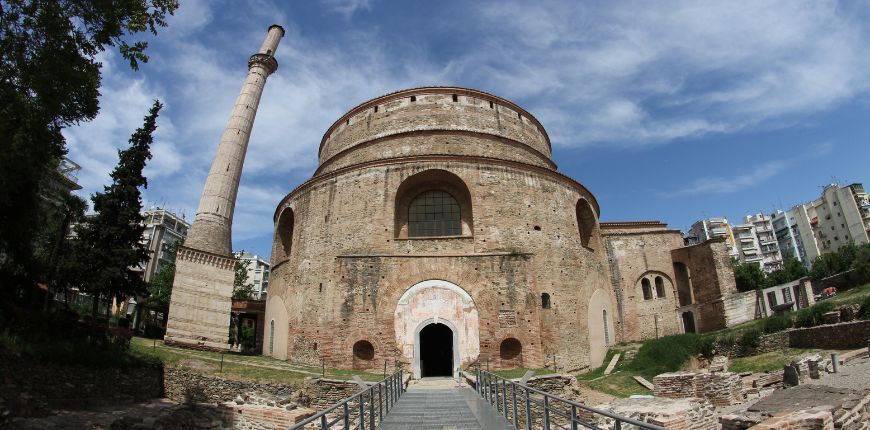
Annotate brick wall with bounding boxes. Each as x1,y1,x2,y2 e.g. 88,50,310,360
653,371,744,406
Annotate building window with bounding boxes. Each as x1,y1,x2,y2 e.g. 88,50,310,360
541,293,551,309
655,276,666,298
394,169,473,239
641,278,652,300
408,190,462,237
602,310,610,346
767,291,777,308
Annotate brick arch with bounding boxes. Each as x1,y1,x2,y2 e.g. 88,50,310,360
393,169,474,238
635,271,674,300
575,198,599,251
342,335,383,370
272,205,295,268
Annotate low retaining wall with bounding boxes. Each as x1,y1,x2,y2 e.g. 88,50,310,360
163,368,300,405
787,319,870,350
653,372,744,406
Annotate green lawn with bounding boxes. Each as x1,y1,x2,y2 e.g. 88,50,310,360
130,337,386,384
729,348,819,374
826,282,870,306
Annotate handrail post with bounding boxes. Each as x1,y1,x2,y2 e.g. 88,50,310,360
320,414,327,429
502,379,508,417
378,383,383,422
359,392,365,430
512,381,518,427
343,402,350,430
524,386,532,430
543,395,550,430
369,386,375,430
571,404,578,430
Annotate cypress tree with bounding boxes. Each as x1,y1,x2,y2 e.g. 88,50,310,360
75,101,162,316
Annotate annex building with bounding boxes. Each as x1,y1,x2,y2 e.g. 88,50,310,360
263,87,745,378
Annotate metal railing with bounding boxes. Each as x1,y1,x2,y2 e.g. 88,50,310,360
474,367,669,430
288,368,405,430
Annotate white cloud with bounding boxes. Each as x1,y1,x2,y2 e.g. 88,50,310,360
466,0,870,148
320,0,371,19
662,160,790,198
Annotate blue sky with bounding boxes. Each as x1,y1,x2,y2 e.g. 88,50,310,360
63,0,870,259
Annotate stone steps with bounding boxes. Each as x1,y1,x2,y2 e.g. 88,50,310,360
380,383,513,430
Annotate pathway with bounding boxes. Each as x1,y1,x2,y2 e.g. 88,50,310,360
380,378,514,430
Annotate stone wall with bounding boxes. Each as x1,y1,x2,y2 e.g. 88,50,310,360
0,359,163,418
653,371,744,406
671,238,739,333
787,319,870,350
585,397,718,430
601,222,684,343
163,368,301,406
302,377,367,410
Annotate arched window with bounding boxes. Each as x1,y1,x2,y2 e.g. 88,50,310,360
641,278,652,300
541,293,551,309
655,276,666,298
394,169,473,238
602,310,610,346
575,199,598,251
275,208,294,257
269,320,275,355
408,190,462,237
499,338,522,366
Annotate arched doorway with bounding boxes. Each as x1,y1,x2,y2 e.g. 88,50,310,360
418,323,454,377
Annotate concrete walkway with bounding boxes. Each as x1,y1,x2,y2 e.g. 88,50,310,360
380,378,514,430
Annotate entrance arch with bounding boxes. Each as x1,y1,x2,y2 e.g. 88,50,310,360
416,320,457,377
395,279,480,379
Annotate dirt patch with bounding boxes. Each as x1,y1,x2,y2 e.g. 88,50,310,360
178,359,218,373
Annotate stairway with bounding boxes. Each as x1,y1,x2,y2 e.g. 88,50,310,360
379,378,514,430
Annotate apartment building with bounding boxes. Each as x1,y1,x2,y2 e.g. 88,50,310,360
139,208,190,282
743,213,783,272
234,251,270,300
686,217,738,257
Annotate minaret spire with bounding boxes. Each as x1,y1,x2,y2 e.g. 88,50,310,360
165,25,284,351
185,24,285,255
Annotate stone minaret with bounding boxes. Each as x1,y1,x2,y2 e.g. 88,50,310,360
165,25,284,351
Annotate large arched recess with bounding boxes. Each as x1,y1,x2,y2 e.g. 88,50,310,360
575,198,599,251
264,295,289,360
586,289,615,368
394,169,473,238
272,207,295,265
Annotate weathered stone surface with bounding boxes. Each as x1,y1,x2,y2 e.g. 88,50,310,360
264,87,738,376
653,371,744,406
590,397,718,430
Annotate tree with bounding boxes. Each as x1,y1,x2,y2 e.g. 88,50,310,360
809,242,861,281
74,101,162,316
733,259,767,292
766,256,808,286
233,254,254,300
0,0,178,292
144,239,182,313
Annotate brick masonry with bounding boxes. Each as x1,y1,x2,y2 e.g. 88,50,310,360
653,371,745,406
264,86,739,376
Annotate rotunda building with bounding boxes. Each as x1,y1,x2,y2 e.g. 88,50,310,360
266,87,618,377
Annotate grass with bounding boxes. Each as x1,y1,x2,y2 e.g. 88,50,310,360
729,348,818,373
826,282,870,306
130,337,386,384
575,345,652,398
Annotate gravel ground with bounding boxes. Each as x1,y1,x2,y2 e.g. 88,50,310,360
808,354,870,391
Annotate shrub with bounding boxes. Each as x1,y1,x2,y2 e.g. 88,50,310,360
762,315,793,334
698,336,715,358
859,296,870,320
627,334,702,377
739,329,761,349
795,301,836,328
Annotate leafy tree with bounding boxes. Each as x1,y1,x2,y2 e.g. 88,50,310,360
809,242,861,281
848,244,870,285
74,101,162,316
766,256,809,286
0,0,178,292
732,259,767,292
233,253,254,300
144,239,182,313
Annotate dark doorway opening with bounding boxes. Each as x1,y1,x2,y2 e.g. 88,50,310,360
420,323,453,377
682,312,696,334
